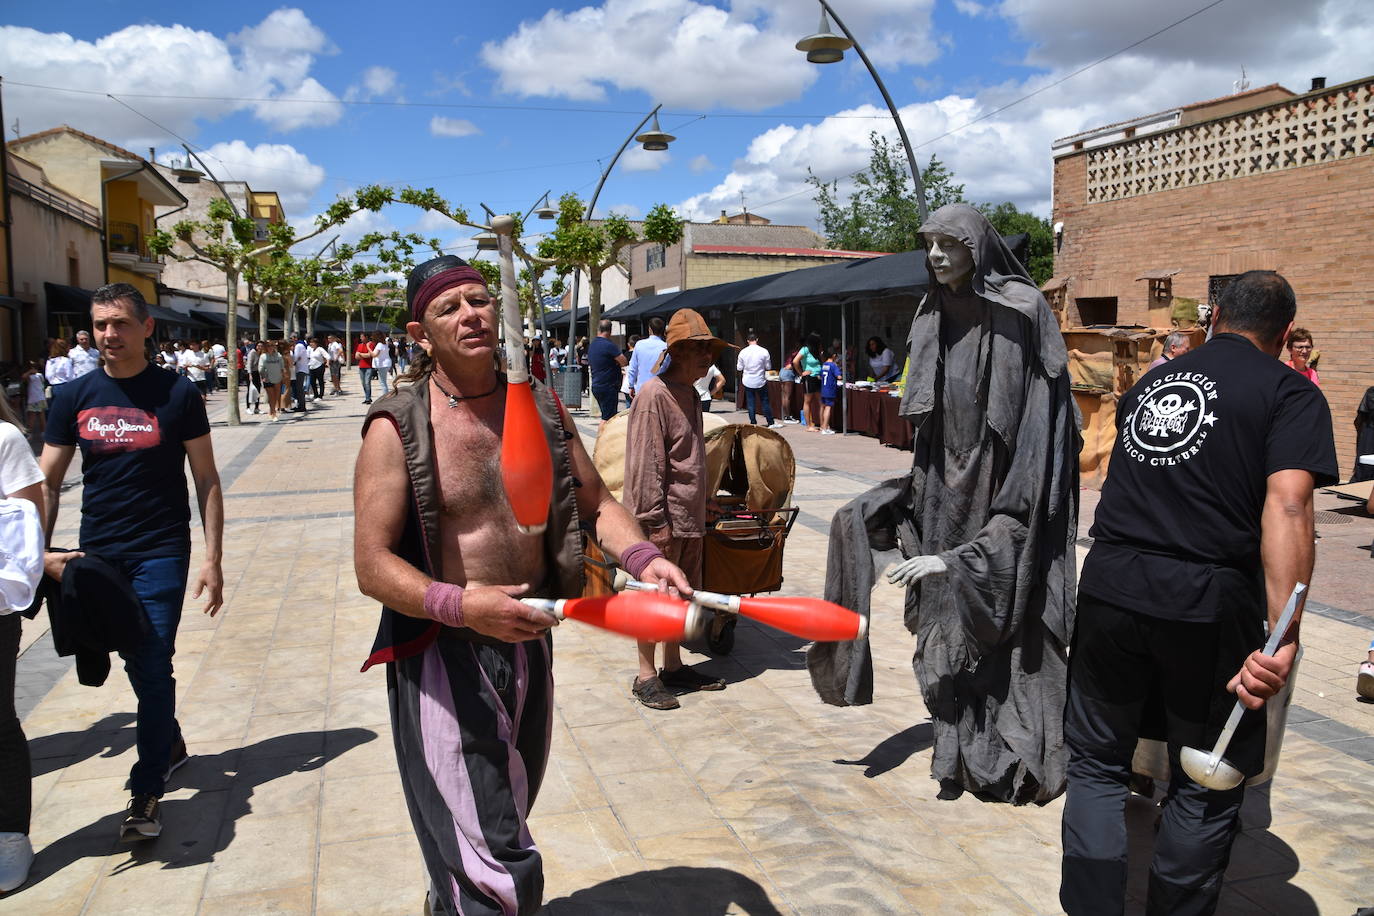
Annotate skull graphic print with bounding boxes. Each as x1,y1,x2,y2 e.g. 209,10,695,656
1122,372,1220,466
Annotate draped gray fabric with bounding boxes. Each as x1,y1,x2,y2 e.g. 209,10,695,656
808,204,1080,805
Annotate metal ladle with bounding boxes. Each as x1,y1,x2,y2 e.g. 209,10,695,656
1179,583,1306,790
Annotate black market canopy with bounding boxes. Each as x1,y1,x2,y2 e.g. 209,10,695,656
601,234,1027,320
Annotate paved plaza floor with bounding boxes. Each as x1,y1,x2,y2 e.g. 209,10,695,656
5,384,1373,914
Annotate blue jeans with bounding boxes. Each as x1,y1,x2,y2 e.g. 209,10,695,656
375,366,391,396
744,385,773,425
113,555,190,797
359,367,375,401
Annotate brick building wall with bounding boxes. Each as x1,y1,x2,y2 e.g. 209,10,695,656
1052,81,1374,473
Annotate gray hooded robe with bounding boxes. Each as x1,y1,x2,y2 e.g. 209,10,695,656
808,204,1080,804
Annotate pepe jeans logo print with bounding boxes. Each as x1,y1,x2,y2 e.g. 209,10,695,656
77,407,163,454
1122,371,1219,466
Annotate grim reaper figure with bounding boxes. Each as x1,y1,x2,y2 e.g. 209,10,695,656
808,204,1080,804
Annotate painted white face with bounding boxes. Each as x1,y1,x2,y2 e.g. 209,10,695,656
923,233,974,290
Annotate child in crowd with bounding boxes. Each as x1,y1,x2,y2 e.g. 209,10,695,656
819,346,842,435
21,361,46,439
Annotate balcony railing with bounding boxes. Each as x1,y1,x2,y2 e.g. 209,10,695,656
107,220,141,255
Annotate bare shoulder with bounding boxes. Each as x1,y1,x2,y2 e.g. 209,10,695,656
356,418,409,496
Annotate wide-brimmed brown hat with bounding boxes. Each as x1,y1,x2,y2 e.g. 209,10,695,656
664,308,732,357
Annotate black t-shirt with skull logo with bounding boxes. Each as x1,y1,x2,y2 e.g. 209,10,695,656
1080,333,1337,623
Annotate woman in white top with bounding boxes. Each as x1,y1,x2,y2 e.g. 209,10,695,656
0,393,45,892
369,333,392,397
865,336,898,383
44,340,74,388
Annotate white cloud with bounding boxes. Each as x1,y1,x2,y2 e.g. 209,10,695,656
678,0,1372,228
0,10,342,144
482,0,938,110
689,154,716,174
165,140,326,213
619,146,670,173
607,204,643,218
430,116,482,138
954,0,988,16
345,65,400,102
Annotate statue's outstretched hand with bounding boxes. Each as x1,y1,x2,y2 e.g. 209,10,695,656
887,555,947,587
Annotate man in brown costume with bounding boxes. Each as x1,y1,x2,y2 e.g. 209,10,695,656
809,204,1079,805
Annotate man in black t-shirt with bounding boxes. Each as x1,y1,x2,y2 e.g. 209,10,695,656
40,283,224,843
1060,271,1337,915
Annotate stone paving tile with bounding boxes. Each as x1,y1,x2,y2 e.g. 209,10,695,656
5,397,1373,914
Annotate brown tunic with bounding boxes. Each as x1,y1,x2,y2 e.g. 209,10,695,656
623,375,706,538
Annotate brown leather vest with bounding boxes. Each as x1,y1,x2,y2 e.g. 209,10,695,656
360,374,584,668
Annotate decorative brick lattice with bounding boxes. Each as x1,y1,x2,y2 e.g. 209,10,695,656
1086,83,1374,202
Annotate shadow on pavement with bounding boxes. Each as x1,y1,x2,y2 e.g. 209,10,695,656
1121,788,1318,914
16,727,377,892
833,722,934,778
28,712,138,779
543,865,783,915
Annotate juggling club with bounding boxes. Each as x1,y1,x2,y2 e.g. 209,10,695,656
612,570,868,642
522,592,706,643
493,215,552,535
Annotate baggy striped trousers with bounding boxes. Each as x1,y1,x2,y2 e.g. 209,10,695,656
388,630,553,916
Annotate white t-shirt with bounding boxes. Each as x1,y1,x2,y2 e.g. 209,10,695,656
45,356,74,385
694,364,723,402
869,347,896,379
25,374,45,406
70,344,100,377
180,349,208,382
0,424,43,498
328,341,345,364
548,346,566,371
292,341,310,373
211,343,227,362
372,341,392,369
308,345,329,370
736,343,772,389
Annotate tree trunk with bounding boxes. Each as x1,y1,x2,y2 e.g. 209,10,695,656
305,301,314,339
224,268,242,427
588,266,604,344
258,299,267,341
344,310,352,365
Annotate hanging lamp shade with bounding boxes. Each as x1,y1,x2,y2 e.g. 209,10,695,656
796,10,852,64
634,113,675,152
534,194,557,220
473,229,500,251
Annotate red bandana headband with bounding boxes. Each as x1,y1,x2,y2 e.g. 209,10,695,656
410,266,488,322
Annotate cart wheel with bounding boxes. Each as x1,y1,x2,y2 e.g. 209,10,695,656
706,614,736,655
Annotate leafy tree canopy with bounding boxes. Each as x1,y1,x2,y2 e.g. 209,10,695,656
808,134,1055,285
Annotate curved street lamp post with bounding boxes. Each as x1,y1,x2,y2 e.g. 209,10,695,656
797,1,929,224
569,105,675,342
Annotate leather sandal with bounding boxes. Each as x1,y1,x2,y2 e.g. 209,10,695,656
632,675,680,710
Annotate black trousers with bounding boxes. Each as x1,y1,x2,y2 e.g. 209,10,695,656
310,365,326,399
1061,594,1265,916
0,614,29,834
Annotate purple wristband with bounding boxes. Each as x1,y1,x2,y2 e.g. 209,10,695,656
620,540,665,581
424,582,465,628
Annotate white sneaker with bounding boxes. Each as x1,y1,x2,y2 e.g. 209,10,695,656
822,428,837,435
0,832,33,892
768,421,785,429
783,418,800,424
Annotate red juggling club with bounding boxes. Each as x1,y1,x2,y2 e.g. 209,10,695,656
522,593,706,643
494,215,552,535
612,571,867,642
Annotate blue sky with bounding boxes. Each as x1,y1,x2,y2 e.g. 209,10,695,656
3,0,1367,266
